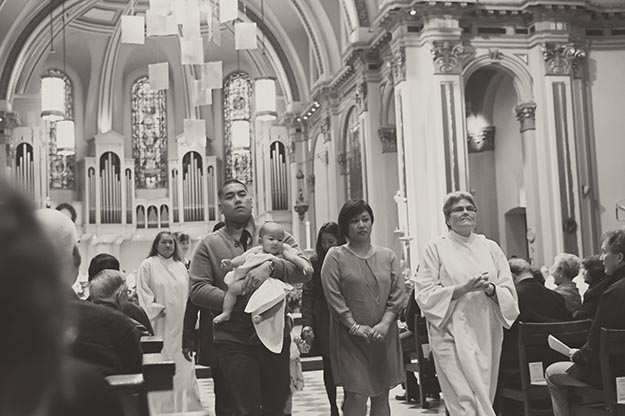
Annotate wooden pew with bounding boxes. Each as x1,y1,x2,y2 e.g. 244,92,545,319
141,336,164,354
498,319,591,416
599,328,625,415
405,313,441,409
147,391,210,416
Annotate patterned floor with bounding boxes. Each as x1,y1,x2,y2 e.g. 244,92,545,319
197,370,447,415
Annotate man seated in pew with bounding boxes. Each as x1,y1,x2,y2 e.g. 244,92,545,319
0,180,124,416
88,253,154,335
545,229,625,416
36,209,143,376
90,269,152,337
549,253,582,314
573,255,614,320
499,258,572,387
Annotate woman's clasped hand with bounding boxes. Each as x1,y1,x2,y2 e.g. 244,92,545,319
351,322,390,343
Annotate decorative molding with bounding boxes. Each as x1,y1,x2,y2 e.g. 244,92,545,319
389,47,406,85
355,82,368,114
431,40,471,74
306,174,315,189
467,126,495,153
378,126,397,153
0,111,20,137
353,0,371,27
337,152,348,175
514,102,537,132
489,48,503,61
321,117,331,143
288,140,296,157
542,43,586,77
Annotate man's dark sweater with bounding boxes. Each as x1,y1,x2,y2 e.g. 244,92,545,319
499,277,572,385
573,274,621,320
123,301,154,335
70,299,142,376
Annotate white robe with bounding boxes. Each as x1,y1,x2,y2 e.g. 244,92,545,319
414,232,519,416
137,255,202,410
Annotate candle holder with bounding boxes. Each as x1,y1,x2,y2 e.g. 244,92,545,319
293,188,309,222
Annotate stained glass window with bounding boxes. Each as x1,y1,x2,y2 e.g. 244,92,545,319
46,69,75,189
345,108,363,200
224,72,253,184
131,76,168,189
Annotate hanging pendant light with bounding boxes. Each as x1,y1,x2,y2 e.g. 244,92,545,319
254,77,277,121
56,119,75,155
41,1,66,121
231,119,251,148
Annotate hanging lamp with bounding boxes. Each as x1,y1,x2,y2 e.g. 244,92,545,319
56,0,75,155
254,77,277,121
41,1,66,121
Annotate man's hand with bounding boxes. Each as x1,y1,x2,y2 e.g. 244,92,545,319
182,348,194,362
369,321,391,343
243,261,272,295
221,259,232,269
301,326,315,344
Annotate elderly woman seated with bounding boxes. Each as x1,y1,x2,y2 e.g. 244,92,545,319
90,270,152,337
550,253,582,313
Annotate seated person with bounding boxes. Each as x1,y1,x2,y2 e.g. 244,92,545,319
214,221,313,324
573,255,617,320
396,286,421,402
90,269,152,337
546,230,625,416
550,253,582,313
88,253,154,335
499,258,572,387
531,266,546,285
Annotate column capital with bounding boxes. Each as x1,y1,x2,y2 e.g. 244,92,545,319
467,126,495,153
542,42,586,78
515,102,537,132
388,47,406,86
306,174,315,190
378,126,397,153
355,82,368,114
431,40,472,75
321,117,331,143
0,110,20,135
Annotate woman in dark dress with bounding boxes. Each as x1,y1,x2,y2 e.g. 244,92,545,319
301,222,341,416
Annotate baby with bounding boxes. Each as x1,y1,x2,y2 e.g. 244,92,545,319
213,222,313,324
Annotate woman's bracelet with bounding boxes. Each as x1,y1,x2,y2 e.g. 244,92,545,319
348,322,360,335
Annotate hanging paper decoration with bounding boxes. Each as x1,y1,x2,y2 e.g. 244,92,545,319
184,119,207,146
219,0,237,23
121,15,145,44
201,61,223,89
235,22,257,50
146,11,177,36
193,80,213,106
199,0,211,24
149,0,172,16
173,0,186,25
180,37,204,65
209,0,221,46
182,0,201,38
149,63,169,90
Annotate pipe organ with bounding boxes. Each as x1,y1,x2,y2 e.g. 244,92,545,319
270,141,288,210
11,127,44,204
183,151,204,222
15,143,34,197
99,152,122,224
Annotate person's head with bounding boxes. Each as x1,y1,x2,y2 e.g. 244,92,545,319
600,229,625,275
87,253,120,282
55,202,77,223
35,208,81,287
259,222,285,255
550,253,581,285
89,270,129,311
530,266,546,285
508,258,532,285
338,200,375,243
174,232,191,257
213,221,226,232
148,231,181,261
442,191,478,236
0,181,67,415
315,222,340,258
581,254,606,285
218,179,252,225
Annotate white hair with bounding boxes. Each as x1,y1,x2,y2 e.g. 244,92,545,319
35,209,79,285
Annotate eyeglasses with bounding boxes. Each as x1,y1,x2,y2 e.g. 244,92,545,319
450,206,478,214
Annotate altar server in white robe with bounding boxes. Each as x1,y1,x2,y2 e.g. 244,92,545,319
137,231,202,410
414,191,519,416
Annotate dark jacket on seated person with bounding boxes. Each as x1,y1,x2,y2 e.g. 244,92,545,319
573,273,620,320
569,266,625,386
123,300,154,335
499,277,572,386
70,298,143,376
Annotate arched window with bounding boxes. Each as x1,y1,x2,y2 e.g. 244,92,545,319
224,72,253,185
131,76,168,189
345,109,363,200
46,69,74,189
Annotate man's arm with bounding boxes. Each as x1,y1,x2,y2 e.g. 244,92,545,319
189,239,226,311
273,232,311,284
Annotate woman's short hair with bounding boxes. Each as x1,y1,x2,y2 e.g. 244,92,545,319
582,254,605,283
553,253,581,280
337,200,374,242
315,222,340,258
88,253,120,281
603,229,625,260
90,270,127,304
148,231,182,262
442,191,477,219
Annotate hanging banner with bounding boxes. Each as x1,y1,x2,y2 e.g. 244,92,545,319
184,119,207,145
201,61,223,89
149,0,172,15
121,15,145,44
209,0,221,46
180,37,204,65
193,80,213,106
219,0,237,23
182,0,201,38
235,22,257,50
148,63,169,90
146,11,177,36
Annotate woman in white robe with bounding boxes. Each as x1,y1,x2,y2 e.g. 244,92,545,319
137,231,202,410
414,191,519,416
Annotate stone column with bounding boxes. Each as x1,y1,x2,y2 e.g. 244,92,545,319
0,111,19,178
285,115,307,243
515,102,543,265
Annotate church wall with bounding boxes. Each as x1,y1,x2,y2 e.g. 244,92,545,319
588,48,625,235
